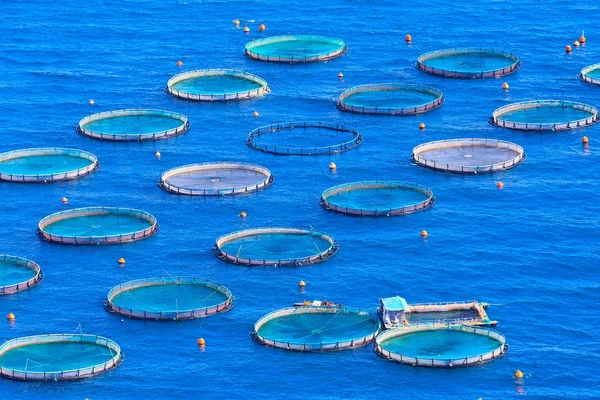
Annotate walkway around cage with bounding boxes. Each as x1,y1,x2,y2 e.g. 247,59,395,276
246,122,362,155
337,83,444,115
490,100,599,131
37,207,158,245
0,255,43,295
105,276,234,320
320,181,435,216
0,334,123,381
77,109,190,142
0,148,99,183
579,63,600,86
166,69,268,101
416,48,521,79
411,138,525,174
251,306,380,351
213,227,339,267
374,323,508,368
244,35,347,63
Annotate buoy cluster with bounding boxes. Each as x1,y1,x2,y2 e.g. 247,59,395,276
567,31,586,53
234,19,266,33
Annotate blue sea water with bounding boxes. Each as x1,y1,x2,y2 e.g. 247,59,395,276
0,0,599,399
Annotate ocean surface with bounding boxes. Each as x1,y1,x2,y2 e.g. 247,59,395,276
1,0,599,398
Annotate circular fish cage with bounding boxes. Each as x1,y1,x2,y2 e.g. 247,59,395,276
0,334,123,381
0,148,99,183
416,48,521,79
490,100,599,131
246,122,362,156
579,63,600,86
411,138,525,174
38,207,158,245
374,323,508,368
213,227,338,267
0,255,43,295
320,181,435,217
105,276,234,320
337,84,444,116
166,69,268,101
244,35,347,63
252,306,380,351
159,162,274,196
77,109,190,142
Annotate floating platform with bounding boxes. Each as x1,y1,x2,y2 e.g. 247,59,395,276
411,138,525,174
213,227,339,267
0,255,43,295
0,334,123,381
416,48,521,79
337,83,444,115
320,181,435,216
374,323,508,368
490,100,599,131
244,35,347,63
38,207,158,245
378,296,496,329
77,109,190,142
0,148,98,183
579,63,600,86
246,121,362,156
105,277,234,320
159,162,274,196
251,306,380,351
166,69,268,101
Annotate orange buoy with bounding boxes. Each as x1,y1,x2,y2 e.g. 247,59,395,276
155,151,161,158
259,24,266,31
496,182,504,189
582,136,589,144
405,34,412,42
177,61,183,67
234,19,240,25
243,26,250,33
118,257,126,265
6,313,15,321
239,211,247,218
420,230,428,238
573,40,580,47
298,280,306,287
328,161,337,170
197,338,206,346
566,45,572,53
502,82,509,90
61,197,68,204
514,369,524,379
338,72,344,78
580,31,586,44
253,111,259,117
419,123,426,130
89,99,95,105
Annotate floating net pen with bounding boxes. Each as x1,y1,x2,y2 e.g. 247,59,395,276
579,63,600,86
77,109,190,142
252,306,380,351
213,227,339,267
337,84,444,116
411,138,525,174
320,181,435,216
490,100,599,131
0,148,98,183
37,207,158,245
0,334,123,381
244,35,347,63
105,276,234,320
159,162,274,196
416,48,521,79
0,255,43,295
246,122,362,155
374,323,508,368
166,69,268,101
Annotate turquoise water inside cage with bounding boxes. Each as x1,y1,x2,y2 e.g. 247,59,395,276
165,167,268,190
418,145,519,165
0,154,92,175
326,186,430,212
220,232,332,261
381,329,502,359
257,309,379,346
111,283,229,313
254,126,355,149
422,53,515,73
170,74,262,95
82,114,183,136
0,260,36,286
342,89,438,109
498,105,594,124
248,38,343,58
585,67,600,79
42,213,152,237
0,341,115,372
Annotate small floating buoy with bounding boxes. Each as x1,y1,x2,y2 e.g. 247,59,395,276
61,197,68,204
496,182,504,189
118,257,126,265
405,34,412,42
155,151,161,158
234,19,240,25
239,211,247,218
243,26,250,33
502,82,509,90
582,136,589,144
197,338,206,346
566,45,572,53
298,280,306,287
420,230,428,238
259,24,266,31
514,369,524,379
573,40,580,47
7,313,15,321
253,111,259,117
177,61,183,67
89,99,95,105
120,319,124,323
328,161,336,170
338,72,344,78
419,123,426,130
580,31,586,44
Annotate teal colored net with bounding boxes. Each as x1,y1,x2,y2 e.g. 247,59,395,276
245,35,346,62
220,232,331,260
171,74,263,96
0,154,92,176
338,84,443,115
43,213,152,237
416,48,520,78
497,104,594,124
83,114,181,135
0,259,36,286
